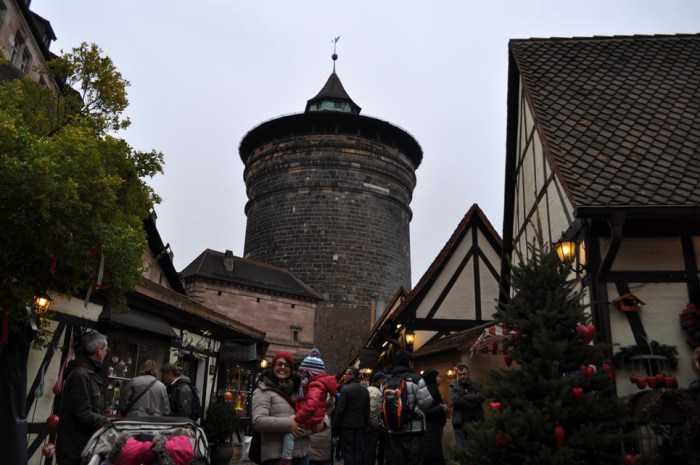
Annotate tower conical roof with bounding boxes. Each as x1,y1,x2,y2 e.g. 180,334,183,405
305,72,361,114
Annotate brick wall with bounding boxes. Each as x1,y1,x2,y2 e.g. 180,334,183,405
243,133,416,310
185,279,317,361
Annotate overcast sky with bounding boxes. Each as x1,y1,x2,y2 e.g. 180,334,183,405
30,1,699,286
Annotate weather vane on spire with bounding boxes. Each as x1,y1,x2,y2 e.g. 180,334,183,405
331,36,340,73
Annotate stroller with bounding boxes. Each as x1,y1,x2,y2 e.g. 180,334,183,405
80,416,209,465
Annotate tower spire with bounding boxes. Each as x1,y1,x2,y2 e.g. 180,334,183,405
332,36,340,73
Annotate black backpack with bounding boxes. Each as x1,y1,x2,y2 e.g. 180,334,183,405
381,373,413,431
174,380,202,421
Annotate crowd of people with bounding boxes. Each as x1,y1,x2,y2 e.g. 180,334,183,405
252,348,486,465
54,330,486,465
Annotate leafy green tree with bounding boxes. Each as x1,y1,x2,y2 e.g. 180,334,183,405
454,239,633,465
0,43,163,342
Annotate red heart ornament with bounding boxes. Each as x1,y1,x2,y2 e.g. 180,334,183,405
575,324,597,344
504,354,513,367
572,387,583,400
580,365,595,379
489,402,502,410
555,424,565,447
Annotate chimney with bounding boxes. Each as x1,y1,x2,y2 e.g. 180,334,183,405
224,250,235,272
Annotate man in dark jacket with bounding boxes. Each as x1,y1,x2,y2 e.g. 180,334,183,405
332,367,370,465
161,363,195,418
382,350,433,465
56,331,110,465
449,364,484,450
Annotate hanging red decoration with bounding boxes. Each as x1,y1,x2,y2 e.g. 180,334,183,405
496,431,505,450
571,387,583,400
554,423,565,447
488,402,502,411
504,353,513,367
624,453,642,464
42,443,56,458
575,323,596,344
580,365,595,379
46,414,59,428
602,361,614,382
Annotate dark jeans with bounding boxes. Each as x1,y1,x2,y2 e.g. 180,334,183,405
385,432,424,465
363,425,381,465
310,461,332,465
377,427,386,465
340,427,365,465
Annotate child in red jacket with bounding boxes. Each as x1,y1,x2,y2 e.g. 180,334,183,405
281,348,337,465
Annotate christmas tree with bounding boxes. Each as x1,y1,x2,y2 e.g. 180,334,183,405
456,239,634,465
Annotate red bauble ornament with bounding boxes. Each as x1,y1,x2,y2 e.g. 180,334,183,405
624,453,642,464
489,402,502,411
224,391,234,401
646,376,658,388
554,424,565,447
635,378,647,389
503,354,513,367
664,375,677,388
46,414,59,429
42,443,56,457
572,387,583,400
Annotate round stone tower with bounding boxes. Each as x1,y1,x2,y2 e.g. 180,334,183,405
239,61,422,370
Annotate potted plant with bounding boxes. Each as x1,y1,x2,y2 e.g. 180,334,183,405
203,401,239,465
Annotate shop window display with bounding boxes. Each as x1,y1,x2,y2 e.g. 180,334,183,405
104,340,166,417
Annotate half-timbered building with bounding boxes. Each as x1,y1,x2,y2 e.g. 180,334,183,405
500,34,700,401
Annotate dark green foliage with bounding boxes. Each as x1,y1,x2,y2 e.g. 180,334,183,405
203,401,239,444
454,240,633,465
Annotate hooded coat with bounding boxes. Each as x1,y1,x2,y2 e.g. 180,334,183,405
295,373,338,428
56,354,109,465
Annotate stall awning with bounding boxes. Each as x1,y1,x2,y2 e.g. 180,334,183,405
99,307,173,337
469,324,512,358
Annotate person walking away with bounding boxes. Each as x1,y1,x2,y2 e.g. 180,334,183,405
382,350,433,465
120,359,170,417
282,349,337,465
332,367,370,465
251,352,310,465
56,331,110,465
161,363,196,419
421,370,447,465
449,364,484,451
364,371,386,465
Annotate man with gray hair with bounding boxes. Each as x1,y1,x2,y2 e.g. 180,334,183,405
161,362,196,419
57,330,110,465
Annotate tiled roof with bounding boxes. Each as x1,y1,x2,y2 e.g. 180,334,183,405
179,249,322,301
510,34,700,208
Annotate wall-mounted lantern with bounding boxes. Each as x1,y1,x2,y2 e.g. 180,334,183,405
555,240,586,273
405,331,415,351
34,291,53,316
446,367,456,377
260,358,268,369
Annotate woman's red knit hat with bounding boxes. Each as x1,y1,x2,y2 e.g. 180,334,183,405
271,351,294,366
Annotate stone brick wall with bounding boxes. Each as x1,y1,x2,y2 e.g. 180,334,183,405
184,279,317,361
242,133,416,310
